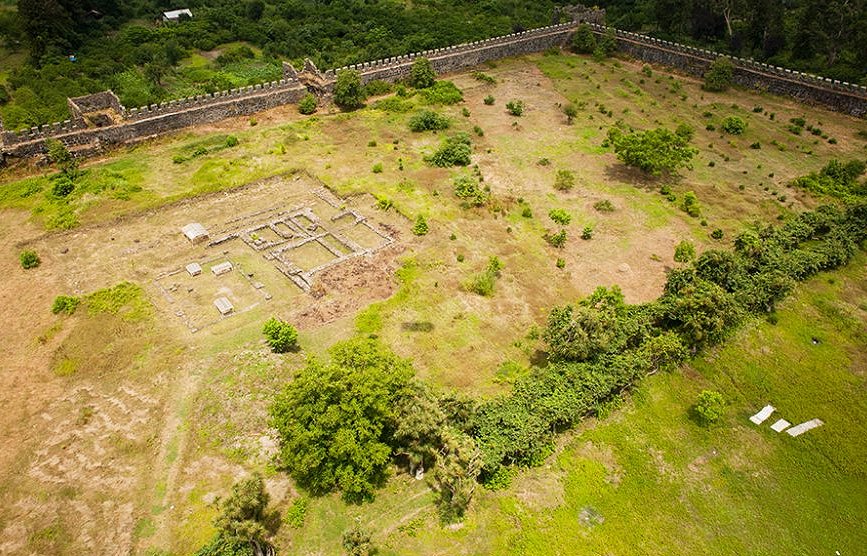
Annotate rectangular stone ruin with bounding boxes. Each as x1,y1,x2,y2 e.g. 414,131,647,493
770,419,790,432
749,405,775,425
185,262,202,276
213,297,234,315
181,223,209,243
786,419,823,437
211,261,233,276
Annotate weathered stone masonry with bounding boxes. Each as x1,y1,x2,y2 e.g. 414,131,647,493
1,21,865,163
593,24,867,119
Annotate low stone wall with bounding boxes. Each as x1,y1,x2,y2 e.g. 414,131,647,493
591,24,867,117
2,21,865,163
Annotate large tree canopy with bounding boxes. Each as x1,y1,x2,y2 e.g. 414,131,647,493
270,338,415,502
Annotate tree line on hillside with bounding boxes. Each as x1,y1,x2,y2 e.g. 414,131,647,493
0,0,563,128
1,1,864,130
599,0,867,83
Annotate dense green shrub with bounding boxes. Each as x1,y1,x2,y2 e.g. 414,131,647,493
408,110,450,132
426,133,472,167
594,199,615,212
363,79,393,97
581,226,594,240
412,215,429,236
674,240,696,262
571,23,597,54
790,159,867,199
19,250,40,269
545,229,567,248
409,57,436,89
681,191,701,217
421,81,463,105
703,57,734,92
263,317,299,353
483,95,495,105
505,100,524,116
334,69,365,110
298,93,317,115
472,72,496,84
467,257,504,296
453,175,489,207
554,170,575,191
606,127,697,175
52,295,80,315
693,390,725,426
548,208,571,225
721,116,746,135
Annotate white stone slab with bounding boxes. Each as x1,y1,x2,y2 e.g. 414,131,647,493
213,297,233,315
786,419,823,437
181,222,209,243
749,405,775,425
770,419,790,432
211,261,233,276
185,262,202,276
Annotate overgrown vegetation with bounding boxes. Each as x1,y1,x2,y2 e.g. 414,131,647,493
408,110,450,132
262,317,299,353
19,249,40,269
606,126,697,175
703,57,734,92
425,133,472,167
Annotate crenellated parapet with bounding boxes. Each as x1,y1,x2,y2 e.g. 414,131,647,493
2,19,865,163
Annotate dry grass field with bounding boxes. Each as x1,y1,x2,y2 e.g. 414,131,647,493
1,49,865,555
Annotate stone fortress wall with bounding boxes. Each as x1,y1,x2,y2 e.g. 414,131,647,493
1,10,865,162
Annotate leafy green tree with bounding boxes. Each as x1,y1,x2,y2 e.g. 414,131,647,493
298,93,317,115
262,317,299,353
270,339,414,502
607,127,697,176
412,215,429,236
45,138,78,178
432,429,482,523
674,240,696,262
703,57,734,92
543,286,633,362
571,23,597,54
409,57,436,89
693,390,725,426
392,381,447,474
196,474,271,556
721,115,746,134
661,278,743,348
334,69,365,110
599,28,617,55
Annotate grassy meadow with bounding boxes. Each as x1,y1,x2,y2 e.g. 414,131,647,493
1,48,865,555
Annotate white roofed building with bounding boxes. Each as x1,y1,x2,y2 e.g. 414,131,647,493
162,9,192,22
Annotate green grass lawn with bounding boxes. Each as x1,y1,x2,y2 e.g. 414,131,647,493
461,255,867,556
